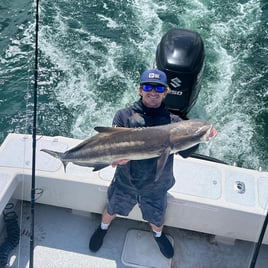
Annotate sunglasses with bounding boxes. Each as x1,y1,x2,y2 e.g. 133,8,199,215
141,84,166,93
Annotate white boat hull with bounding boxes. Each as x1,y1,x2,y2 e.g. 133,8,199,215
0,133,267,244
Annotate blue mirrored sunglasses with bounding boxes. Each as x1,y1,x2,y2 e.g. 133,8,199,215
141,84,166,93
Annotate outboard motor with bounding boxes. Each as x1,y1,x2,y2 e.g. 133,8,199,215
156,28,205,119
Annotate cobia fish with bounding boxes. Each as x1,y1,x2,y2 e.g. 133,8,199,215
41,119,217,178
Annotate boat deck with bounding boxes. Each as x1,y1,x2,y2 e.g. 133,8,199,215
2,201,268,268
0,133,268,267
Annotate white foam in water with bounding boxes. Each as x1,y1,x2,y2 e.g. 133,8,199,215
38,10,123,138
130,0,166,61
187,0,264,169
35,0,266,171
97,14,120,29
37,0,170,139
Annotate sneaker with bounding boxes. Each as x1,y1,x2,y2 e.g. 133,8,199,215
154,233,174,258
89,225,108,252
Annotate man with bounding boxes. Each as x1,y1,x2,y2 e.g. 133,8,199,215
89,69,193,258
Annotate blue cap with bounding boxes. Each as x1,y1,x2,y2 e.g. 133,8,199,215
140,69,168,87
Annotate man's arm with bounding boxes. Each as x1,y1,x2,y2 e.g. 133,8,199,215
112,108,132,127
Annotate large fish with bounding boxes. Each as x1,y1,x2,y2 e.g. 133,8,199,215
41,119,217,178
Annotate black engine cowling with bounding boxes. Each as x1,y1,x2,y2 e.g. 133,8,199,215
156,28,205,119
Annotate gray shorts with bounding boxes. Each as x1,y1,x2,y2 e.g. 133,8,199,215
106,181,167,227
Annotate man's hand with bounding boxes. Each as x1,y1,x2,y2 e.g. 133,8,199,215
111,159,129,167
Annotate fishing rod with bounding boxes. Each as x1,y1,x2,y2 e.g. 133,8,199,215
248,209,268,268
30,0,40,267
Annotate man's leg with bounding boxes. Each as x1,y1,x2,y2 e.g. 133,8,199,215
89,208,116,252
150,223,163,233
102,207,116,225
89,181,137,253
150,223,174,259
139,192,174,259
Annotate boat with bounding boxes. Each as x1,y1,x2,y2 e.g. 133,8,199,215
0,28,267,268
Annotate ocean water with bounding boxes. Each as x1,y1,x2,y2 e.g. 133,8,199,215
0,0,267,171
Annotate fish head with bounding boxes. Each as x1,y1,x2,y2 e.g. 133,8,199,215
170,120,217,151
195,122,217,142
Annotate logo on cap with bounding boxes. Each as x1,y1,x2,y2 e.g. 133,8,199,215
148,73,160,79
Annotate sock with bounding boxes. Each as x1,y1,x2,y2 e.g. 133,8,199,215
101,222,110,230
153,230,162,238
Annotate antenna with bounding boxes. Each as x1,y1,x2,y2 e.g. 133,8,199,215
248,210,268,268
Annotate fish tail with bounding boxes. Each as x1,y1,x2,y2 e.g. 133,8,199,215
40,149,62,159
40,149,68,172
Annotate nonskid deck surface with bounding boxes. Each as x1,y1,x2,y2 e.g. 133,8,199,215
1,202,268,268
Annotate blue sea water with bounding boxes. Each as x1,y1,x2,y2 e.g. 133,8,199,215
0,0,267,171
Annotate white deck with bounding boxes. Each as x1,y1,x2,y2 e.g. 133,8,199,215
0,133,268,267
3,202,268,268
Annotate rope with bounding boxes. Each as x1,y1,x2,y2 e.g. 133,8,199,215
0,204,20,268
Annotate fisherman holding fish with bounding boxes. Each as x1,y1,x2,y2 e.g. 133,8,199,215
88,69,204,258
41,68,217,258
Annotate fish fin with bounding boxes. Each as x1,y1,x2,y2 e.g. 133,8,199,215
66,136,100,153
40,148,64,159
92,164,110,171
94,126,130,133
41,149,68,172
175,152,184,159
155,147,171,182
63,161,68,173
67,126,130,153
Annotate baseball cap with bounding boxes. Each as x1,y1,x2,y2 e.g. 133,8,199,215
140,69,168,87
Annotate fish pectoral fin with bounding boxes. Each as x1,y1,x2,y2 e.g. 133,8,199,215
175,152,184,159
92,164,110,172
155,147,171,181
